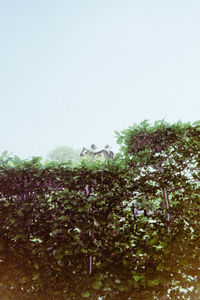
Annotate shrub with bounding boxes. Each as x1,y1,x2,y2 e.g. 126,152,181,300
0,120,199,299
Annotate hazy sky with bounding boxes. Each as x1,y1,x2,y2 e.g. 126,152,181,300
1,0,200,159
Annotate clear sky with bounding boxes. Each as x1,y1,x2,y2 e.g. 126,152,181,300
0,0,200,159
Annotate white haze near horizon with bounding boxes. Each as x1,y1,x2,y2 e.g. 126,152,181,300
0,0,200,159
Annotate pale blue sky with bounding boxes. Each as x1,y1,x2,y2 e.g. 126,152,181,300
0,0,200,158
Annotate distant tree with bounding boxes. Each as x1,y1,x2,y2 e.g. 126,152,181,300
46,146,81,163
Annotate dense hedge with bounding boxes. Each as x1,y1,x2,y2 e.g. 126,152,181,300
0,120,200,299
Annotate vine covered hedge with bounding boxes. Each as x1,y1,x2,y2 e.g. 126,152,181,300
0,120,200,299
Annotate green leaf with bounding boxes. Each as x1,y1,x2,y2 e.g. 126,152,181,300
17,209,24,217
118,285,125,291
65,250,72,255
92,281,102,290
66,205,72,209
133,275,145,281
193,120,200,127
78,207,84,212
81,291,90,298
114,130,120,137
148,278,160,286
155,245,163,250
60,215,68,221
0,150,8,159
13,235,20,241
156,264,163,271
81,248,88,254
32,273,39,280
115,279,121,284
34,263,39,270
20,277,27,283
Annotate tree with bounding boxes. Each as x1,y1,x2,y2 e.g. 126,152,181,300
46,146,81,164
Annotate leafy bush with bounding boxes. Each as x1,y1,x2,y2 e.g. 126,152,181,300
0,120,199,299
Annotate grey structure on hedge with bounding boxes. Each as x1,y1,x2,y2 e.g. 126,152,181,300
80,144,114,160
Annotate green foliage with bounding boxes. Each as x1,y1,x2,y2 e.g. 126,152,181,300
46,145,81,164
0,120,199,299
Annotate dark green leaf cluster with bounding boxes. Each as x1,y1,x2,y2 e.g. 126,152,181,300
0,120,199,299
